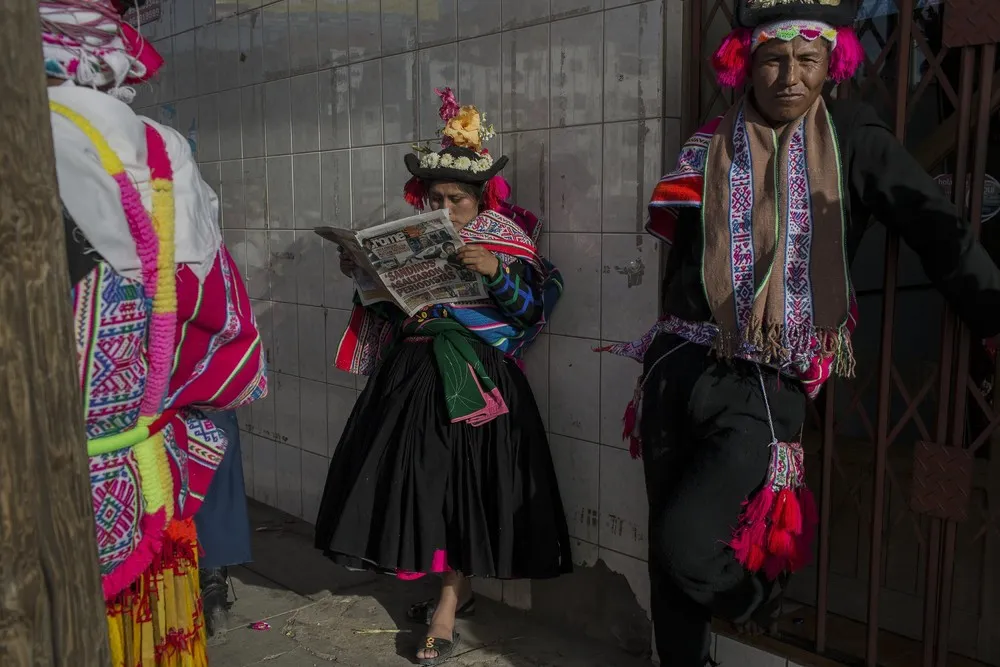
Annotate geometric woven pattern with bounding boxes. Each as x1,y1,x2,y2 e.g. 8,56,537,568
60,105,267,610
909,441,974,522
88,447,143,574
181,413,229,517
75,264,149,440
943,0,1000,47
75,265,149,576
162,421,190,516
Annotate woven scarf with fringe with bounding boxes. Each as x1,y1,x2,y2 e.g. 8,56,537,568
702,94,853,373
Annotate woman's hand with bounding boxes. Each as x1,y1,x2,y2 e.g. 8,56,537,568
338,247,356,277
455,244,500,277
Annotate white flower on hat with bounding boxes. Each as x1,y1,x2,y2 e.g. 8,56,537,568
419,152,440,168
415,149,494,173
469,154,494,173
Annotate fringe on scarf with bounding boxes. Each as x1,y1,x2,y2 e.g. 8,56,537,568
709,321,856,379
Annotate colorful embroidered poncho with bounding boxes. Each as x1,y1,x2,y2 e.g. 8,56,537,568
605,102,860,402
336,210,561,425
53,101,266,666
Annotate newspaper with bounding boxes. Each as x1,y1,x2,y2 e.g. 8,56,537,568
314,209,487,316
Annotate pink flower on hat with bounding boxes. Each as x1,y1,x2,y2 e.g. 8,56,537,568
435,87,460,121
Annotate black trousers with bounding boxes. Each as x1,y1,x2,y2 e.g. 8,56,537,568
639,334,807,666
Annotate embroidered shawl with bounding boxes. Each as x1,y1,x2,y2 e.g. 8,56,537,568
604,96,859,398
67,117,266,600
336,209,561,377
645,95,856,380
702,95,852,373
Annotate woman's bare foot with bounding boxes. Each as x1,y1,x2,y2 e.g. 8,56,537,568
416,572,469,661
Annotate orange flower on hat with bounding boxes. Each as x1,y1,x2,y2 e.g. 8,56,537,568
442,105,482,151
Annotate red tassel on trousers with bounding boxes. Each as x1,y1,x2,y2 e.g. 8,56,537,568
730,483,817,579
623,398,641,459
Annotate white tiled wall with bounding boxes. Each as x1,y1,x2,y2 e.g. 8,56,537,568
135,0,683,627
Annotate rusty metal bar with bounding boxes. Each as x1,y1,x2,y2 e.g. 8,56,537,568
923,520,944,667
921,42,977,667
815,378,836,653
950,44,996,448
866,3,914,664
936,42,997,667
936,523,959,667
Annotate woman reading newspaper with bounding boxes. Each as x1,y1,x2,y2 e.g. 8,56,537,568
314,88,572,665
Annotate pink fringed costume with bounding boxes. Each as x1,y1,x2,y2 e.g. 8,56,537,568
45,4,267,661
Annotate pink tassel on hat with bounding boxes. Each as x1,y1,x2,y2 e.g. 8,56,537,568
404,176,427,210
829,27,864,83
482,172,511,213
121,22,163,83
712,28,752,88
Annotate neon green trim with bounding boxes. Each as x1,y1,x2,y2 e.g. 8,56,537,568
485,265,506,288
501,275,522,307
171,282,203,374
80,267,104,424
87,424,151,456
699,108,720,309
826,108,852,326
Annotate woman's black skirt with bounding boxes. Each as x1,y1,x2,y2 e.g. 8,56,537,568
314,338,573,579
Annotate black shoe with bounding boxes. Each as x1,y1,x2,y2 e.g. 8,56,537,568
200,567,232,637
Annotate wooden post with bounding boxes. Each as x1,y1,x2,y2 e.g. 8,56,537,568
0,1,111,665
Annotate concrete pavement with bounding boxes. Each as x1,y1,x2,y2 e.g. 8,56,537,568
208,502,652,667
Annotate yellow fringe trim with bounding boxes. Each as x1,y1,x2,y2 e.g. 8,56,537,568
106,543,207,667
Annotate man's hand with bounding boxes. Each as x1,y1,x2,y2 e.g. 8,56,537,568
455,244,500,277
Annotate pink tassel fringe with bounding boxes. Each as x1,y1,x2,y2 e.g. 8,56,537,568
730,482,819,579
623,398,641,459
712,26,864,89
482,174,511,213
712,29,752,89
101,508,167,599
403,173,510,216
829,27,864,83
404,176,426,210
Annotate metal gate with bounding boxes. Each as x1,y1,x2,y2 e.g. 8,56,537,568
684,2,1000,665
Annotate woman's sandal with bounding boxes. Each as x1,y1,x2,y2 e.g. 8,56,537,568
407,595,476,625
417,632,460,666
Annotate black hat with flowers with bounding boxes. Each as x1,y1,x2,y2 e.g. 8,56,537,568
403,88,510,209
404,144,508,185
